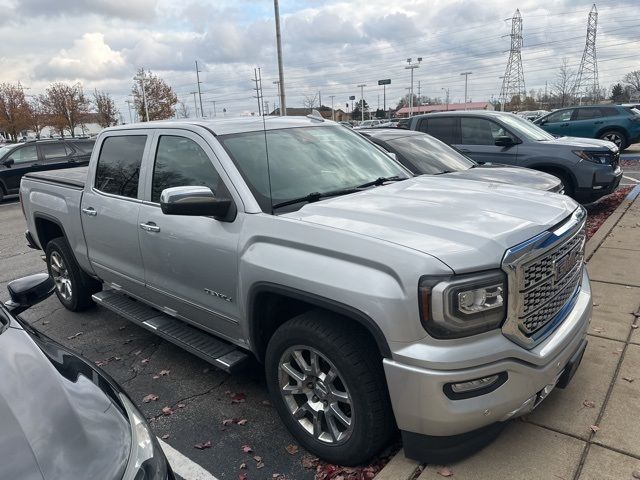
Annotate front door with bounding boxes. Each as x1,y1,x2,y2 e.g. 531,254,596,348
81,133,150,296
455,117,519,166
540,108,574,137
2,144,39,192
138,131,242,342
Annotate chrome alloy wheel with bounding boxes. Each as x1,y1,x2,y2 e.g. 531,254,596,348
601,132,623,147
50,251,72,301
278,346,354,444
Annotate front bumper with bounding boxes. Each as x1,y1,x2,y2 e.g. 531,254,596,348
575,165,623,203
383,268,591,439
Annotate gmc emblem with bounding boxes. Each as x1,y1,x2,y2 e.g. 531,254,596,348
553,247,581,284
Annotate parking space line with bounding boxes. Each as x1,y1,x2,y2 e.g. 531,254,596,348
623,175,640,183
157,438,220,480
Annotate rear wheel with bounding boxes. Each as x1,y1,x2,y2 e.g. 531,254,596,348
265,310,394,466
45,237,101,311
599,130,628,150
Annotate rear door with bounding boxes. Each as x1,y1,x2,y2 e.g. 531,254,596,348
540,108,574,136
569,107,602,138
81,132,151,296
37,142,74,172
416,116,461,146
138,130,242,340
455,117,519,165
2,144,39,192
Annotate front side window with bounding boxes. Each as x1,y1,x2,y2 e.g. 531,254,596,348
546,109,573,123
151,136,222,203
40,143,69,159
219,125,409,212
95,135,147,199
9,145,38,164
460,118,509,145
421,117,459,144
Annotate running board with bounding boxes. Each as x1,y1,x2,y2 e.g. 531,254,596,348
92,290,249,373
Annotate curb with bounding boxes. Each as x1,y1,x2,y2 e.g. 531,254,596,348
585,184,640,261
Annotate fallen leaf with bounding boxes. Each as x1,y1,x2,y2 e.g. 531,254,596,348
583,400,596,408
67,332,83,340
590,425,600,432
123,339,132,344
592,303,600,307
42,320,50,325
632,471,640,479
241,445,252,454
142,394,159,403
141,358,150,364
238,474,247,480
239,462,247,470
161,434,170,440
592,327,604,333
262,400,271,406
152,375,160,379
159,369,170,376
194,441,212,450
119,326,126,330
632,324,638,329
231,392,246,404
301,456,319,469
623,377,635,383
437,467,454,477
177,403,186,408
162,406,173,416
223,419,234,426
132,350,142,356
95,360,108,367
285,444,299,455
257,461,265,469
237,419,248,425
253,455,262,462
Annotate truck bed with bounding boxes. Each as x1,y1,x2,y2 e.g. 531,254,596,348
24,167,88,189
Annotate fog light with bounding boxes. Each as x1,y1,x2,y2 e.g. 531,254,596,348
451,375,500,393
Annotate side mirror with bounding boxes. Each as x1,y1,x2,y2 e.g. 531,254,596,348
537,119,546,126
5,273,55,315
3,158,14,167
494,136,515,147
160,186,233,220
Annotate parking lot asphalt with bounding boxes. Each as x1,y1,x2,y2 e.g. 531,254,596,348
0,198,314,480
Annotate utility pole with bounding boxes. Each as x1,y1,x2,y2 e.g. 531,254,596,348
499,9,526,109
318,91,322,108
258,68,265,116
136,69,150,122
252,69,262,116
417,80,421,105
441,88,450,111
460,72,472,110
573,4,599,102
273,0,286,115
405,57,422,117
357,84,366,121
125,100,134,123
195,60,204,117
272,81,281,114
330,95,335,121
190,92,198,117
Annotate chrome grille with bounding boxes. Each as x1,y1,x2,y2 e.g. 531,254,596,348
519,231,585,335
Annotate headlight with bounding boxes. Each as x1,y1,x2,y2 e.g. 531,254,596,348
419,270,506,339
573,150,611,165
120,394,169,480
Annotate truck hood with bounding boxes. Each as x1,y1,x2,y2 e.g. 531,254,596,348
287,176,577,272
0,324,130,480
539,136,619,152
443,165,562,192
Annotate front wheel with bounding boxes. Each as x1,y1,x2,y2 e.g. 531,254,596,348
45,237,101,311
599,130,628,150
265,311,394,466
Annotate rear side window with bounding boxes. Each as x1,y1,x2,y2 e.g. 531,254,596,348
420,117,460,144
599,107,620,117
95,136,146,199
574,107,602,120
68,141,95,154
151,136,221,203
40,143,69,159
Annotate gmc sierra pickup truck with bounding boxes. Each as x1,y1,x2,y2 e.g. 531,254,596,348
19,116,591,465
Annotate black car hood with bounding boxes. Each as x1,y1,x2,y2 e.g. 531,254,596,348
0,320,131,480
442,165,562,192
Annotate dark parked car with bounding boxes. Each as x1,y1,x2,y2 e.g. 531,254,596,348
406,111,622,203
534,105,640,150
0,139,94,201
1,273,172,479
359,128,563,193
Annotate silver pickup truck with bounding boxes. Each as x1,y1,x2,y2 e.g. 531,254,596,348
20,117,592,465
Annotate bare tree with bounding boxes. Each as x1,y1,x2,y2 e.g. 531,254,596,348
176,101,190,118
0,83,30,142
93,89,119,128
623,70,640,99
131,68,178,121
27,97,47,139
302,93,318,112
551,58,575,108
40,83,90,137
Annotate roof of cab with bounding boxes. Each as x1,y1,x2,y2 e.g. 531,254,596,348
104,115,332,136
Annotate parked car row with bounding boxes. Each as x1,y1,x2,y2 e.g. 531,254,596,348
15,115,591,470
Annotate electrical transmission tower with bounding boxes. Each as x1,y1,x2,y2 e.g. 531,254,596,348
573,4,599,102
499,9,526,109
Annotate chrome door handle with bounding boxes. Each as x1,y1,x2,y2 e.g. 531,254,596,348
140,222,160,232
82,207,97,216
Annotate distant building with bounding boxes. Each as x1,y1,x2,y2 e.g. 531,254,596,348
395,102,494,118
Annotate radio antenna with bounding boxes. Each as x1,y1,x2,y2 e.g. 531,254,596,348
260,99,274,215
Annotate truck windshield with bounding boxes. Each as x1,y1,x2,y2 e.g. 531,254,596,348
219,125,410,212
499,114,556,141
0,145,16,157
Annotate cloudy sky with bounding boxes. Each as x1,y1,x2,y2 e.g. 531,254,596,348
1,0,638,119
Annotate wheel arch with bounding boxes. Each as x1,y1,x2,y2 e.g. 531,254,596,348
527,162,578,191
33,213,67,250
247,282,392,363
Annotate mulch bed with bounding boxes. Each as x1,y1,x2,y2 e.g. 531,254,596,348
585,186,633,239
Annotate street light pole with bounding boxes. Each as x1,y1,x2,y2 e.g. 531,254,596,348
441,88,450,111
274,0,286,116
136,70,150,122
405,57,422,117
357,84,366,122
190,92,198,117
330,95,335,121
460,71,472,110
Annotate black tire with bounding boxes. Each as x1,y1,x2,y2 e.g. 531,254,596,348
265,310,394,466
541,170,574,198
598,130,628,150
45,237,101,311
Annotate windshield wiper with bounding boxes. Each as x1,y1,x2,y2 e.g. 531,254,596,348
355,176,406,188
433,170,454,175
272,187,360,209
